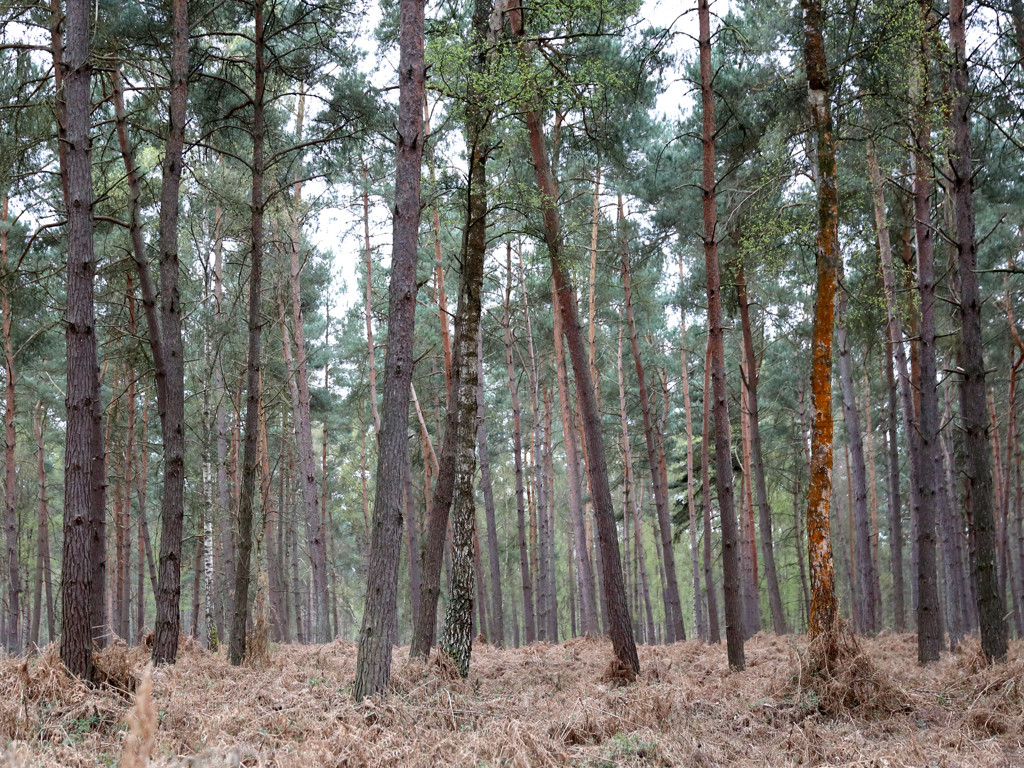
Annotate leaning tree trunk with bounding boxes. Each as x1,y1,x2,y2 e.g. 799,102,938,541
698,0,743,668
801,0,840,642
152,0,189,665
736,265,787,635
59,0,104,680
553,279,600,637
353,0,425,699
509,4,639,676
619,201,685,643
228,0,267,666
948,0,1007,663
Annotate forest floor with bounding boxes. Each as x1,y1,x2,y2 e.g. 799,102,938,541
1,631,1023,767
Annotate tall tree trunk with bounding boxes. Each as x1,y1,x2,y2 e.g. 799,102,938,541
736,266,786,634
353,0,425,698
59,0,104,679
883,340,906,631
543,387,559,641
152,0,190,665
801,0,840,642
477,330,505,645
361,160,381,434
509,5,639,676
438,13,489,668
862,373,884,624
553,279,599,636
503,245,535,643
678,274,706,640
619,200,685,643
948,0,1008,662
32,403,54,646
700,336,721,643
698,0,743,668
1,195,21,654
618,327,657,643
910,20,943,659
228,0,267,666
835,285,878,634
258,373,284,643
284,91,329,642
737,371,760,636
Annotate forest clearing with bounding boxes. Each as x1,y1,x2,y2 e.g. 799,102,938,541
3,633,1024,767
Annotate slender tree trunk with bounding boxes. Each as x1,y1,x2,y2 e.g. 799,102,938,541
618,327,657,643
801,0,841,642
678,278,706,640
700,336,721,643
835,284,878,634
59,0,103,679
438,18,489,668
698,0,743,668
553,280,599,636
503,245,535,643
477,332,505,645
862,373,884,625
737,373,759,636
361,161,381,434
509,5,639,675
151,0,190,665
353,0,425,698
736,267,786,634
1,196,20,654
619,200,685,642
543,387,559,641
948,0,1007,661
33,404,54,646
228,0,267,666
883,341,906,631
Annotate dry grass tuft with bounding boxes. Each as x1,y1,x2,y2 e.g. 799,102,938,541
784,619,913,718
2,633,1024,766
120,665,156,768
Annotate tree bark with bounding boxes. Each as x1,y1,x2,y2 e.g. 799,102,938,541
353,0,425,698
32,403,54,646
801,0,840,642
1,195,21,654
948,0,1007,662
59,0,104,679
228,0,267,666
361,160,381,434
151,0,189,665
476,330,505,645
698,0,743,667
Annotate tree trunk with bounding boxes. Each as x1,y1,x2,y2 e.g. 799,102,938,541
509,5,639,675
736,267,786,635
353,0,425,698
737,373,760,636
862,373,884,625
835,285,878,634
698,0,743,668
553,280,599,637
151,0,190,665
909,22,943,658
438,17,489,668
678,273,706,640
883,341,906,631
228,0,267,666
543,387,559,641
618,327,657,644
33,403,54,646
619,200,685,643
1,196,21,654
59,0,104,679
801,0,840,642
948,0,1008,662
361,160,381,434
503,245,535,644
700,335,721,643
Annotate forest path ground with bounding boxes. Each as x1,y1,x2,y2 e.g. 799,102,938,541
2,631,1023,766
